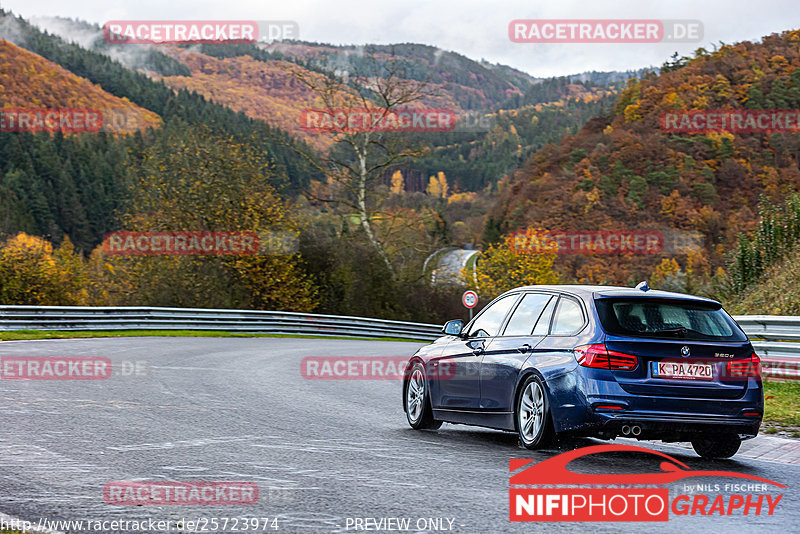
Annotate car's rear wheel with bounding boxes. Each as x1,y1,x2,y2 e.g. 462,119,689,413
691,434,741,459
405,363,442,430
516,375,553,449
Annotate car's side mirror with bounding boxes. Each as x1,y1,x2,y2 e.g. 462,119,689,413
442,319,464,336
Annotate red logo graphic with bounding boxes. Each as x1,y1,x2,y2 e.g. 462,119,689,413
509,444,784,522
103,482,258,505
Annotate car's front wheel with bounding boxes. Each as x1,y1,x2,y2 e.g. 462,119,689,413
517,374,553,449
691,434,741,459
405,362,442,430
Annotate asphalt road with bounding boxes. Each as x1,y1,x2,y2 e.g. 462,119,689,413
0,337,797,534
433,250,479,284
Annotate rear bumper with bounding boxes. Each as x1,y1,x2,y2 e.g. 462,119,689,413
547,368,763,440
594,412,761,441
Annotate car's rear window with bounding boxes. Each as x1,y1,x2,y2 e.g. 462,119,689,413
595,297,747,341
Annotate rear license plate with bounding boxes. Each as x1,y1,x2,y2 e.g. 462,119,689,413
651,361,713,380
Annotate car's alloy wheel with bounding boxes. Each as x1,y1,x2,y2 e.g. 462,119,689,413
517,375,551,449
405,362,442,430
407,368,425,423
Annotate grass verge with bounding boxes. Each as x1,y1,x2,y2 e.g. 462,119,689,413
763,381,800,437
0,329,426,343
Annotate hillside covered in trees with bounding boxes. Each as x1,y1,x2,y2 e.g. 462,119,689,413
0,9,320,251
5,8,799,320
10,16,628,194
487,30,800,298
0,40,162,133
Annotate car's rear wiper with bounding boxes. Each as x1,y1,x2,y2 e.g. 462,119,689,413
650,326,688,337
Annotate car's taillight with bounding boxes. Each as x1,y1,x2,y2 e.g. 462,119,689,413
727,353,761,377
575,344,638,370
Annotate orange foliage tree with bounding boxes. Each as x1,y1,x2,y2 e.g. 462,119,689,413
0,233,88,304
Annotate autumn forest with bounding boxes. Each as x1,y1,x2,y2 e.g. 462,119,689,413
2,9,800,322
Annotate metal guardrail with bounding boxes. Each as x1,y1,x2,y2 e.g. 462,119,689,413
748,342,800,380
0,306,442,341
0,307,798,378
750,341,800,359
733,316,800,380
732,316,800,379
733,315,800,341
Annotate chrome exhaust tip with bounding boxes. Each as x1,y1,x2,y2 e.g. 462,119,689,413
631,425,642,437
621,425,631,436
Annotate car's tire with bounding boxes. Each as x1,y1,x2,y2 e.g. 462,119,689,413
405,362,442,430
691,434,741,459
516,374,553,449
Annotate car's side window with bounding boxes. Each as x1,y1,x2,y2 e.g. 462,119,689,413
467,294,519,338
503,293,553,336
531,296,558,335
551,296,585,335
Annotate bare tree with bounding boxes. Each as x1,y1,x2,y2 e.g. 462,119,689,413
284,47,437,279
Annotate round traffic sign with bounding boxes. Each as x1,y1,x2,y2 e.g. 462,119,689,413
462,290,478,309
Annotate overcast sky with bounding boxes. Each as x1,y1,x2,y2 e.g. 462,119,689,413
2,0,799,77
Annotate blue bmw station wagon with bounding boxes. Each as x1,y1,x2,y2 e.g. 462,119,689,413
403,283,763,458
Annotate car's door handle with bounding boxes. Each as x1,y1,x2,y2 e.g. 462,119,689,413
517,344,532,354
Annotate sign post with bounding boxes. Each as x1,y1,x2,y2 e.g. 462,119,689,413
462,290,478,320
